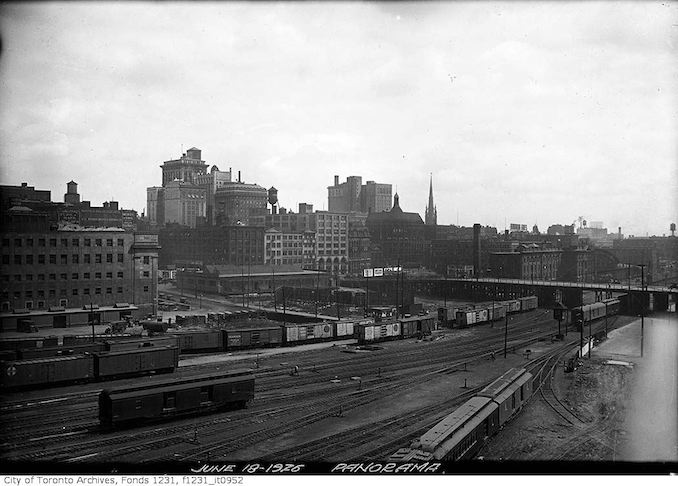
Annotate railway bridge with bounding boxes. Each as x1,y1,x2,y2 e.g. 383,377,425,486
406,278,677,315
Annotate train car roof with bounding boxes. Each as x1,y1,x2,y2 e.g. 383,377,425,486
419,396,494,452
100,369,254,396
428,401,499,459
94,345,178,356
101,373,255,400
487,373,532,404
2,354,92,365
477,368,528,399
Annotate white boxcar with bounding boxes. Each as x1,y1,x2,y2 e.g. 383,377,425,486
456,310,476,326
335,321,356,338
505,300,521,313
488,305,507,321
358,321,400,343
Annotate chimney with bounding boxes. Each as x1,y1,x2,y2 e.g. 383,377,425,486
238,171,241,183
473,223,481,277
334,175,339,186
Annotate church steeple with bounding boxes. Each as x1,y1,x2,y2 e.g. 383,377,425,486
425,173,437,225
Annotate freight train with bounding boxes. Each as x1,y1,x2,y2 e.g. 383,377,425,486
439,296,538,329
389,368,532,461
98,370,255,428
0,345,179,390
571,298,620,331
356,314,436,344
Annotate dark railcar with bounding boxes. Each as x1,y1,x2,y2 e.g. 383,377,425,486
62,334,136,346
98,370,255,427
223,326,283,350
17,342,107,359
0,336,59,351
93,346,179,379
0,355,95,389
141,320,169,333
171,330,223,353
103,336,180,352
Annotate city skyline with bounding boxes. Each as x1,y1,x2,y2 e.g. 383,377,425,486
0,2,676,236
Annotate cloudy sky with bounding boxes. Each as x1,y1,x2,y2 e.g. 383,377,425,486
1,2,676,236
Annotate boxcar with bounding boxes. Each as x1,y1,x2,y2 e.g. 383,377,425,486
98,370,255,427
104,336,180,352
171,330,223,353
477,368,532,426
518,296,538,312
0,336,59,351
487,304,507,321
280,322,334,345
223,326,283,350
18,342,107,359
504,300,521,313
0,350,18,361
62,334,135,346
418,396,499,460
357,321,401,344
334,320,360,339
141,320,169,333
0,355,95,389
399,314,434,339
93,346,179,379
455,308,489,328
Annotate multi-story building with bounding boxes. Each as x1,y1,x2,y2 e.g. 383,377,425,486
160,147,208,186
0,228,159,329
348,217,371,276
213,181,268,226
158,225,265,268
328,175,392,214
264,229,316,267
194,166,233,225
366,194,426,268
146,187,165,226
489,247,562,280
163,180,206,228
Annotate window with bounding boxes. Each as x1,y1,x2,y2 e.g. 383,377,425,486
143,256,150,264
106,272,112,278
95,272,102,279
61,238,68,247
60,273,67,280
143,286,149,292
84,288,90,295
37,301,44,309
106,239,113,246
27,238,34,247
95,254,102,264
13,275,21,281
49,255,56,264
117,271,123,278
72,238,79,246
117,254,124,263
106,254,113,263
25,291,32,299
14,255,21,265
37,274,45,281
95,288,101,295
2,238,9,247
38,238,45,247
38,290,44,298
95,239,102,247
106,287,112,294
72,273,78,279
84,272,90,279
49,238,56,247
49,274,56,280
49,289,55,297
117,239,124,246
143,271,150,278
135,400,142,410
26,274,33,281
117,287,123,293
61,255,68,264
25,301,33,309
72,254,79,264
84,238,91,247
38,254,45,264
13,291,20,299
84,254,91,264
1,255,8,264
72,289,78,296
14,238,22,247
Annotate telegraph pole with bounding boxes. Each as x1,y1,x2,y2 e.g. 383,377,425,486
503,311,508,358
579,287,584,358
639,264,646,357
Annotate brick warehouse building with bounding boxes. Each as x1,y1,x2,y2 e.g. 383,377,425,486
0,228,160,330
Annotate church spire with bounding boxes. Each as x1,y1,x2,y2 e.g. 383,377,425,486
425,173,437,225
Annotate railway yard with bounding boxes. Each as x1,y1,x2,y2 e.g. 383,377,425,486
0,294,645,470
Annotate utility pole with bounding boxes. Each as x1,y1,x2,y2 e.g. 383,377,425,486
503,311,509,358
640,264,646,357
272,267,277,312
579,287,584,358
315,269,319,318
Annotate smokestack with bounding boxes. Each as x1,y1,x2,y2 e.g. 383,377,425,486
238,171,241,183
473,223,481,277
334,175,339,186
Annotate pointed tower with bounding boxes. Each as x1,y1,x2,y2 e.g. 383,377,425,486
425,173,437,225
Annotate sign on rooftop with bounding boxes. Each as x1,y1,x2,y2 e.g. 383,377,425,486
363,266,402,278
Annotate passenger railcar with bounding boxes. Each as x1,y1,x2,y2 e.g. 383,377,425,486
477,368,532,426
0,355,95,389
93,346,179,379
98,370,255,427
571,298,619,331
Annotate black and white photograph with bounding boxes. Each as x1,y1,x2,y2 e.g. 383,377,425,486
0,0,676,475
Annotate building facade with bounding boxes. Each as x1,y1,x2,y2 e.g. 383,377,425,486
163,180,206,228
213,182,268,226
160,147,208,186
264,228,317,267
328,175,392,214
194,166,233,225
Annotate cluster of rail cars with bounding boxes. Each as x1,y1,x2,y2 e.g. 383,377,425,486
571,298,620,331
390,368,533,461
98,370,255,428
439,296,539,328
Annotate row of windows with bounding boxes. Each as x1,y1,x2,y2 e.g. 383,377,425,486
3,271,132,281
3,253,126,265
2,237,125,248
4,286,149,307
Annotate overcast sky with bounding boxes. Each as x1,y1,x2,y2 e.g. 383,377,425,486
1,2,676,236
